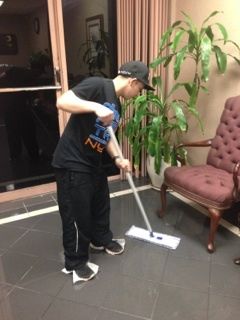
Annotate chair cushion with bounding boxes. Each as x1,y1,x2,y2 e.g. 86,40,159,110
164,165,234,209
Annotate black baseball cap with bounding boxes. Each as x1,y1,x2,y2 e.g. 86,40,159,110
118,60,154,91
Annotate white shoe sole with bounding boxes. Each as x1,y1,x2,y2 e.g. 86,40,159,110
62,262,99,283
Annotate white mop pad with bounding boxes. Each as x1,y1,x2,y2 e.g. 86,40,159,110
62,262,99,283
126,225,180,250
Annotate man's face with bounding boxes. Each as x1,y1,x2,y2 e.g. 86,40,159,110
123,78,144,99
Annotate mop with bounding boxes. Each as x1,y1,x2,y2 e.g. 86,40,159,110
107,126,180,250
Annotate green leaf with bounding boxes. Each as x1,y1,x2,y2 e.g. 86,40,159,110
181,11,195,30
163,54,174,67
134,95,147,109
154,150,162,174
170,147,178,166
150,56,169,68
171,20,182,28
183,82,193,95
154,139,161,162
227,54,240,65
152,76,162,89
215,23,228,43
167,82,185,99
175,147,186,163
205,26,214,41
213,45,227,73
188,30,197,52
200,35,212,81
187,106,204,133
171,101,187,132
202,10,221,25
147,117,162,156
132,141,142,166
174,45,188,80
188,82,198,109
225,40,240,53
171,30,185,52
163,143,171,163
159,27,174,51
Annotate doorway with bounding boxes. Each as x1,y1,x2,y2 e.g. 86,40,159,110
0,0,118,201
0,0,66,197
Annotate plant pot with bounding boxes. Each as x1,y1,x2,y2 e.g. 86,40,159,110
146,155,171,190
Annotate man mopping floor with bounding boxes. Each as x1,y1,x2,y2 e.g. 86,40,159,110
52,61,155,283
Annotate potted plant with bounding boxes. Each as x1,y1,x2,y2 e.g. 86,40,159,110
122,11,240,188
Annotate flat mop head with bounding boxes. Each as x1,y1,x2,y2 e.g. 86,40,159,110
126,225,180,250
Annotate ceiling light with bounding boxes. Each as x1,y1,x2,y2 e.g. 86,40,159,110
0,1,4,8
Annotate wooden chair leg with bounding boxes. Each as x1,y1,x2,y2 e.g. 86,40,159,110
207,208,223,253
158,183,168,218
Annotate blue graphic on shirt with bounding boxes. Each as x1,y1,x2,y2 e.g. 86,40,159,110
85,102,120,153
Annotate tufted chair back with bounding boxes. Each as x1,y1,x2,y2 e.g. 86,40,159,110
207,96,240,174
159,95,240,253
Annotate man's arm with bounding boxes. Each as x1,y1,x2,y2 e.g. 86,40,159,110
57,90,114,125
106,139,131,172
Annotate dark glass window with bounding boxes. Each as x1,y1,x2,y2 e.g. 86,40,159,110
0,0,59,192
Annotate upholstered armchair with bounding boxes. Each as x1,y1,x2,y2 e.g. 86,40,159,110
159,95,240,253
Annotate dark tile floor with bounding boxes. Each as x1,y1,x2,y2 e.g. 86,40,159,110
0,179,239,320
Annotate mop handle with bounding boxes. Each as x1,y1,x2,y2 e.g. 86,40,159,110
107,126,153,235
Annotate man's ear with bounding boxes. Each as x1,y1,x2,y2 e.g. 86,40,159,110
129,78,138,86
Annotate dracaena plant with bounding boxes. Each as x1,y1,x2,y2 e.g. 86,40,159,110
122,11,240,174
152,10,240,108
123,79,187,174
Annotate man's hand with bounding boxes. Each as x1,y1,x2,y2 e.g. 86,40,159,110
114,158,131,172
95,105,114,126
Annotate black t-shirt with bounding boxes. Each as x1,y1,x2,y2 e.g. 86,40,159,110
52,77,121,172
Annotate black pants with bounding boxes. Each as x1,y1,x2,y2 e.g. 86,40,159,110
55,169,113,270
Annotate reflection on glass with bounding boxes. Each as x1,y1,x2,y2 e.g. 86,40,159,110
0,0,59,192
62,0,117,85
62,0,118,176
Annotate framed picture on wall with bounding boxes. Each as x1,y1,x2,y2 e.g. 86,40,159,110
85,14,104,59
0,33,18,55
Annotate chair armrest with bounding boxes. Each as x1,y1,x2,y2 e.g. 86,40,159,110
232,161,240,200
174,139,212,166
176,139,212,149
